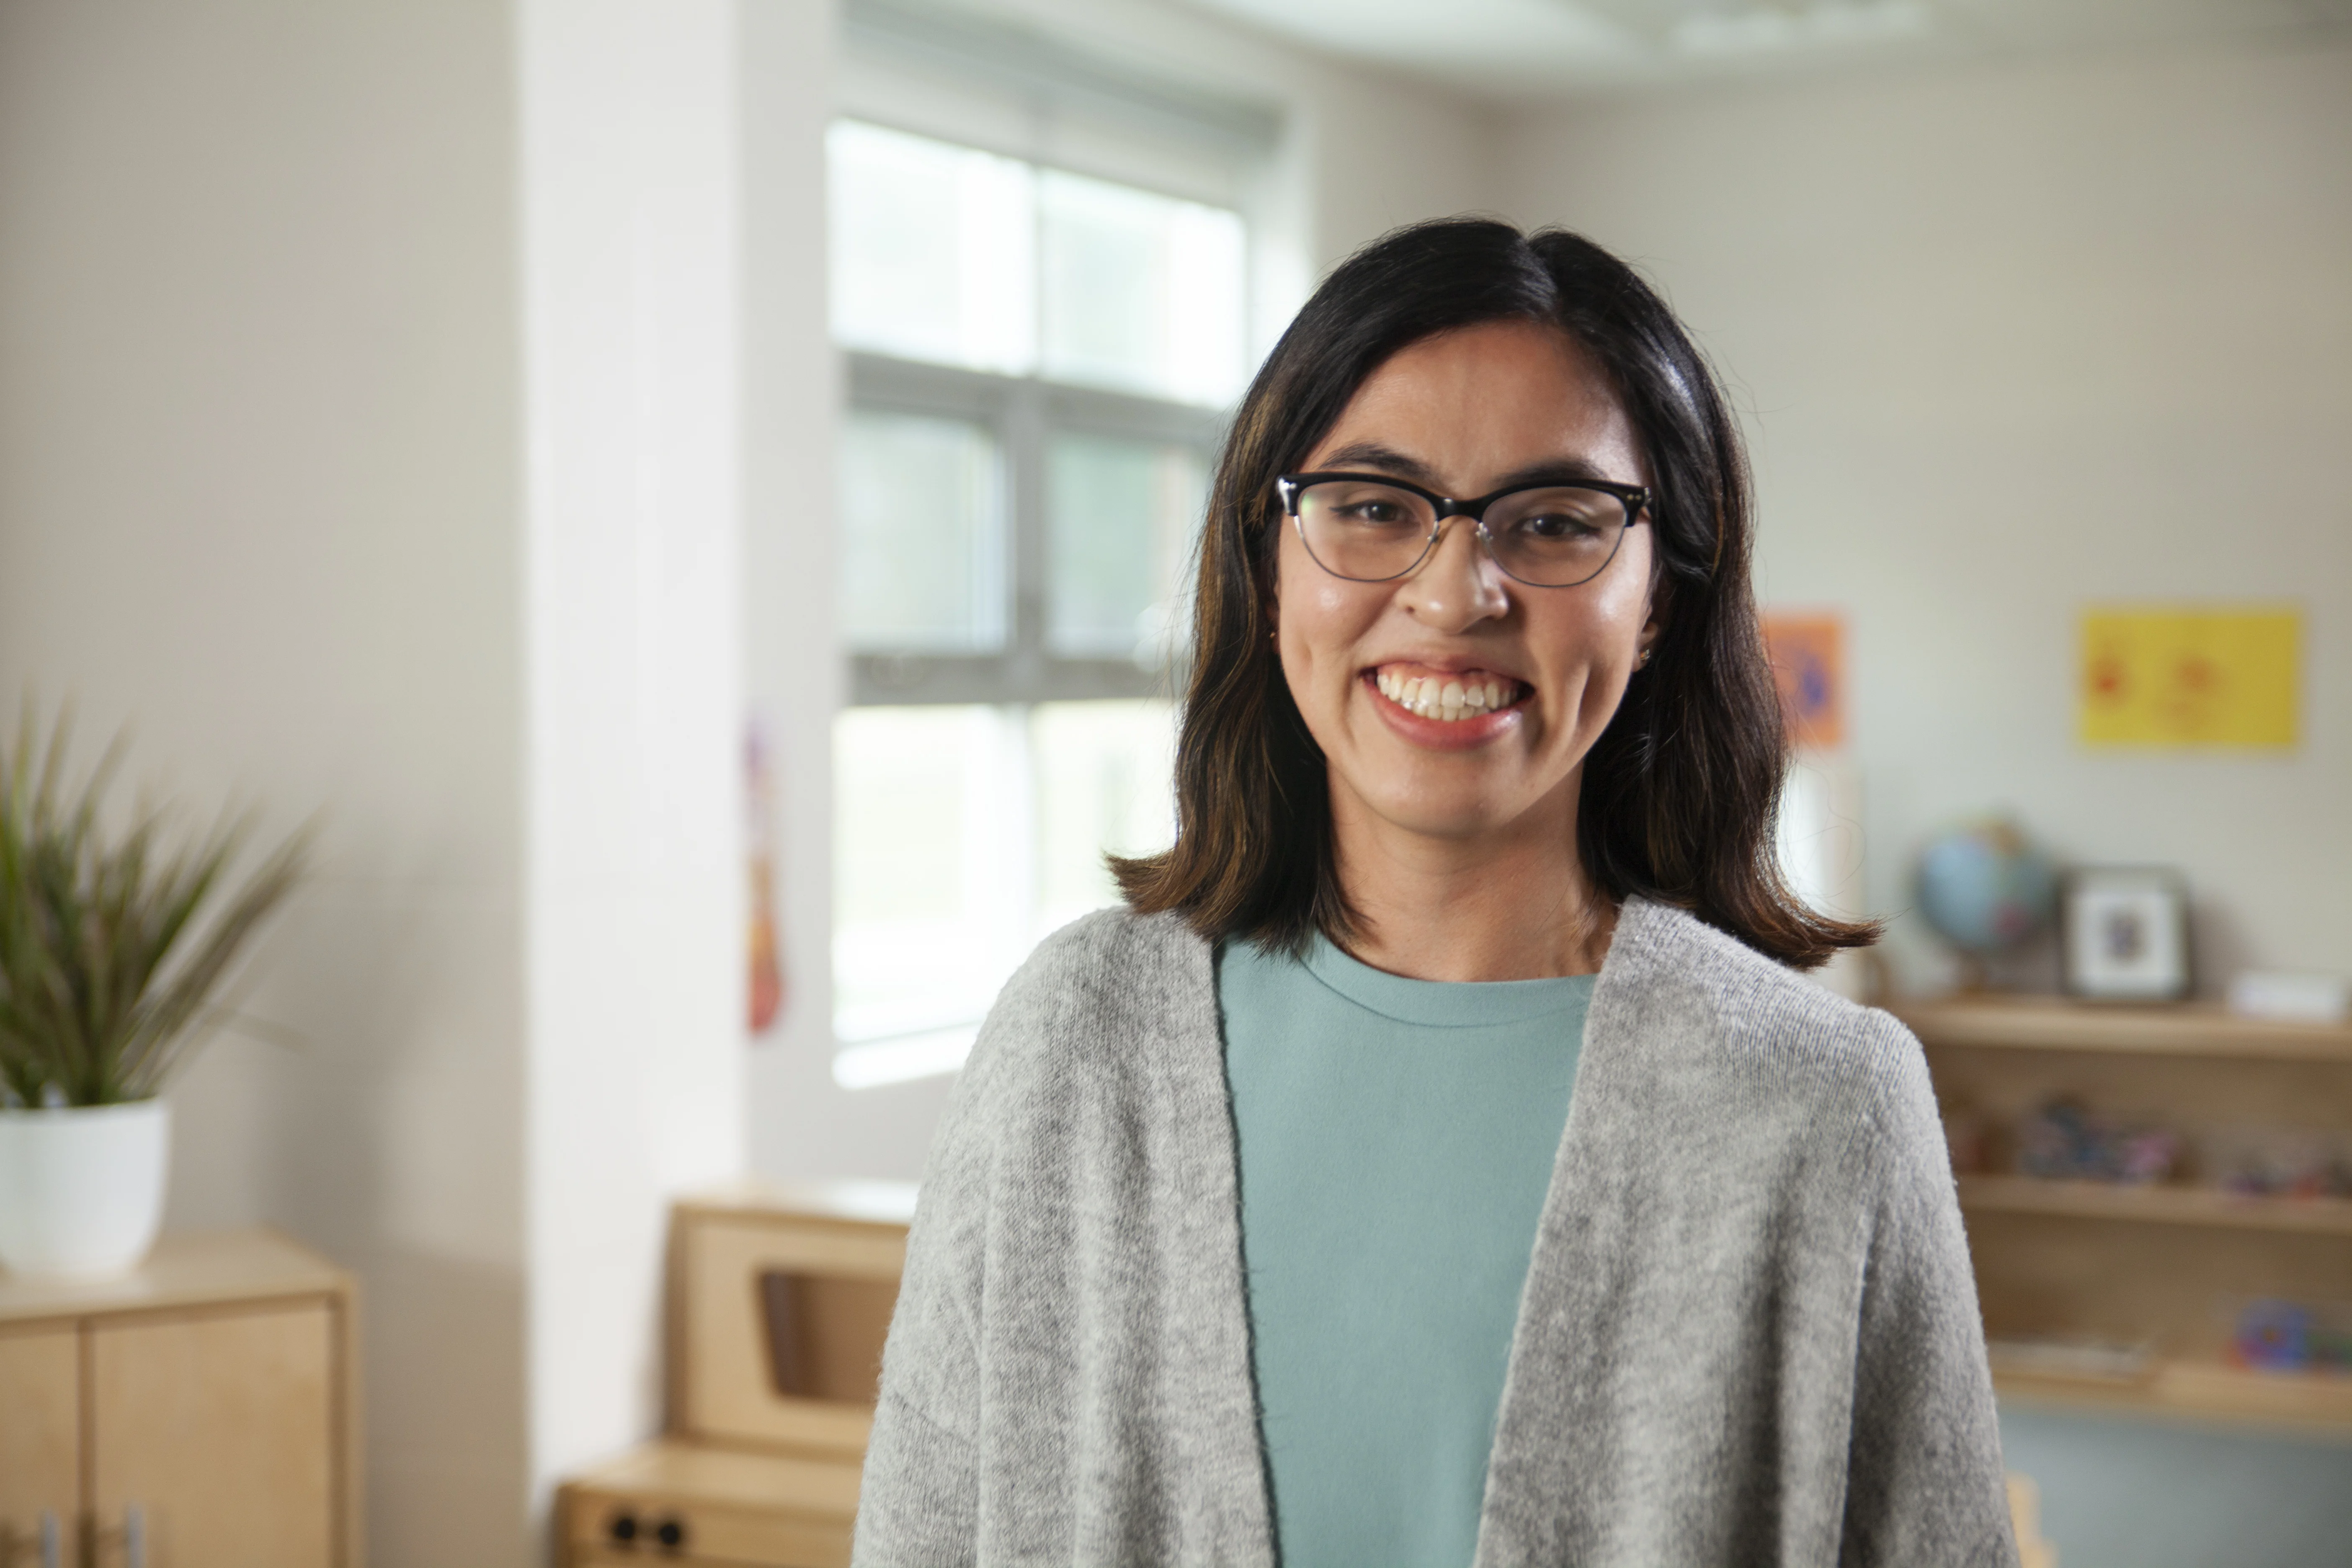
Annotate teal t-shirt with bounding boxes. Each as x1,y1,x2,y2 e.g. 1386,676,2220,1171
1217,936,1593,1568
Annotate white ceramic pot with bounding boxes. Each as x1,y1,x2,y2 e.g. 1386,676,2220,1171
0,1099,172,1278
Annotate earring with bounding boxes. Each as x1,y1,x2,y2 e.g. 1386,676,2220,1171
1637,647,1653,668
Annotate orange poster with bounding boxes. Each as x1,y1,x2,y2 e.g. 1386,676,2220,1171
1761,611,1846,750
2079,606,2299,748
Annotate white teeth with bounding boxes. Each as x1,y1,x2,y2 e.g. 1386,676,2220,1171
1373,670,1520,722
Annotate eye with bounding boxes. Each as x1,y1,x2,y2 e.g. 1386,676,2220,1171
1514,511,1602,541
1342,498,1413,525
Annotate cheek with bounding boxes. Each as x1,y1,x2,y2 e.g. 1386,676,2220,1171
1527,560,1653,700
1276,542,1380,677
1589,571,1653,640
1583,539,1657,643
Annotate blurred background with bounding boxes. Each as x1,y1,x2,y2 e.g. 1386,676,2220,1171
0,0,2346,1563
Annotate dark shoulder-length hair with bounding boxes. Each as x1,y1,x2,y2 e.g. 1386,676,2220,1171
1112,217,1875,970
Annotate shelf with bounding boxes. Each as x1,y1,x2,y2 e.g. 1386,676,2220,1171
1892,995,2352,1063
1994,1356,2352,1438
1958,1176,2352,1237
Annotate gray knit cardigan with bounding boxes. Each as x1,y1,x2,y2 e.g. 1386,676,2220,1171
854,897,2019,1567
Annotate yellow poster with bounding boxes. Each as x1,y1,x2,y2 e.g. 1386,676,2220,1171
2079,606,2299,748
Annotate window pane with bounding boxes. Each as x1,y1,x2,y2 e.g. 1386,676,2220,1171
832,706,1033,1050
1032,701,1179,934
828,121,1036,374
1039,170,1246,406
1046,435,1206,662
841,410,1006,653
832,701,1177,1087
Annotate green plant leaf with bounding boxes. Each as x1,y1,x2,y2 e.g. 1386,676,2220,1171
0,703,309,1106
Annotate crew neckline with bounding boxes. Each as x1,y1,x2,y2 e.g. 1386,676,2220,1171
1295,935,1598,1029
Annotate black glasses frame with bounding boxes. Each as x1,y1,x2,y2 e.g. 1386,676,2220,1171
1274,471,1652,588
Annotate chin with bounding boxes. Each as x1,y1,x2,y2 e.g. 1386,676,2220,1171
1354,780,1534,841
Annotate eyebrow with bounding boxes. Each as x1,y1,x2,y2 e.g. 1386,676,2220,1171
1311,441,1625,496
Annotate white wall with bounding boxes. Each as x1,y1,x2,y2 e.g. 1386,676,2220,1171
0,2,530,1560
519,0,750,1505
0,0,791,1558
740,0,870,1185
1499,38,2352,994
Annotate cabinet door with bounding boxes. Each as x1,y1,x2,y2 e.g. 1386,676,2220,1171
90,1302,337,1568
0,1323,79,1552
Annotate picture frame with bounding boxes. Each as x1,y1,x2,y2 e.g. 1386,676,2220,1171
2061,867,2192,1003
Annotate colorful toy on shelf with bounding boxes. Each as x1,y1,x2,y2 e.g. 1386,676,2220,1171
2013,1096,2180,1185
2213,1126,2352,1200
1943,1110,1990,1176
2228,1298,2352,1375
2233,1299,2311,1370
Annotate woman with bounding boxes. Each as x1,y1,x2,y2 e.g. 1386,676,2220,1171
854,220,2015,1567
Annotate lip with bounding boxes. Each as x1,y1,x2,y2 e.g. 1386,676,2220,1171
1361,670,1525,751
1369,655,1530,686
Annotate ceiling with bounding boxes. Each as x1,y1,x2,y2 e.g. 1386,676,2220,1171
1174,0,2352,100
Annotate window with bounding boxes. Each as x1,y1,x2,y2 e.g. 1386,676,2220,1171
829,120,1246,1088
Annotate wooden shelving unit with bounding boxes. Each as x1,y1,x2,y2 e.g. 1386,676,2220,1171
1895,996,2352,1439
1958,1174,2352,1238
1896,995,2352,1063
554,1181,917,1568
1994,1357,2352,1437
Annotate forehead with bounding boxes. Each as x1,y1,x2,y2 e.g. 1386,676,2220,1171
1308,320,1645,489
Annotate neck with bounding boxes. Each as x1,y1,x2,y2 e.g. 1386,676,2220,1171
1328,780,1617,983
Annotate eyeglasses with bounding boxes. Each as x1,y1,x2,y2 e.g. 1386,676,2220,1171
1275,472,1651,588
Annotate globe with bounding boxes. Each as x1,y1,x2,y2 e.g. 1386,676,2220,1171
1916,819,2058,956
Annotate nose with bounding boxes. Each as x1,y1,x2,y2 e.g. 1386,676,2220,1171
1397,517,1509,632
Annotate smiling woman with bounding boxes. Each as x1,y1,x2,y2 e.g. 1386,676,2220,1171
854,220,2019,1568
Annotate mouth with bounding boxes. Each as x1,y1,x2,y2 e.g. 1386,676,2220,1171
1368,664,1529,724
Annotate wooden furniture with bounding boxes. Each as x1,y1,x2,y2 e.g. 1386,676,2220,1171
1897,995,2352,1436
0,1228,360,1568
2006,1473,2057,1568
555,1181,916,1568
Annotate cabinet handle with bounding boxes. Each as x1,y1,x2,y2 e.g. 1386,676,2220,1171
122,1506,145,1568
36,1513,59,1568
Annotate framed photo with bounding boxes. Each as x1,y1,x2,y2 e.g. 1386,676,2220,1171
2061,867,2192,1002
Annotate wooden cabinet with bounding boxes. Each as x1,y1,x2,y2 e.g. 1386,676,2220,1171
1898,995,2352,1436
559,1441,864,1568
0,1324,79,1557
555,1182,915,1568
0,1230,358,1567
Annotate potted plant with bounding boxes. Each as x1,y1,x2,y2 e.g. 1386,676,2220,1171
0,709,307,1277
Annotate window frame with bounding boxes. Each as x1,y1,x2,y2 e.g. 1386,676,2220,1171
845,350,1227,708
828,109,1253,1086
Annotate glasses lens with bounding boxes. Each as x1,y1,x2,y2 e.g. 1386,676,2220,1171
1482,487,1629,586
1295,480,1436,580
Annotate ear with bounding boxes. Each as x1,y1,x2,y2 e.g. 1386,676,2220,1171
1636,576,1668,664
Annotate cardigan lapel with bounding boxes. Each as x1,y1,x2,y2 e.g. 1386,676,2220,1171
1472,895,1679,1563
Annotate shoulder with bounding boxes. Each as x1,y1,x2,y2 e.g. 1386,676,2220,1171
1598,897,1930,1130
987,905,1211,1038
908,906,1228,1299
951,905,1215,1107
